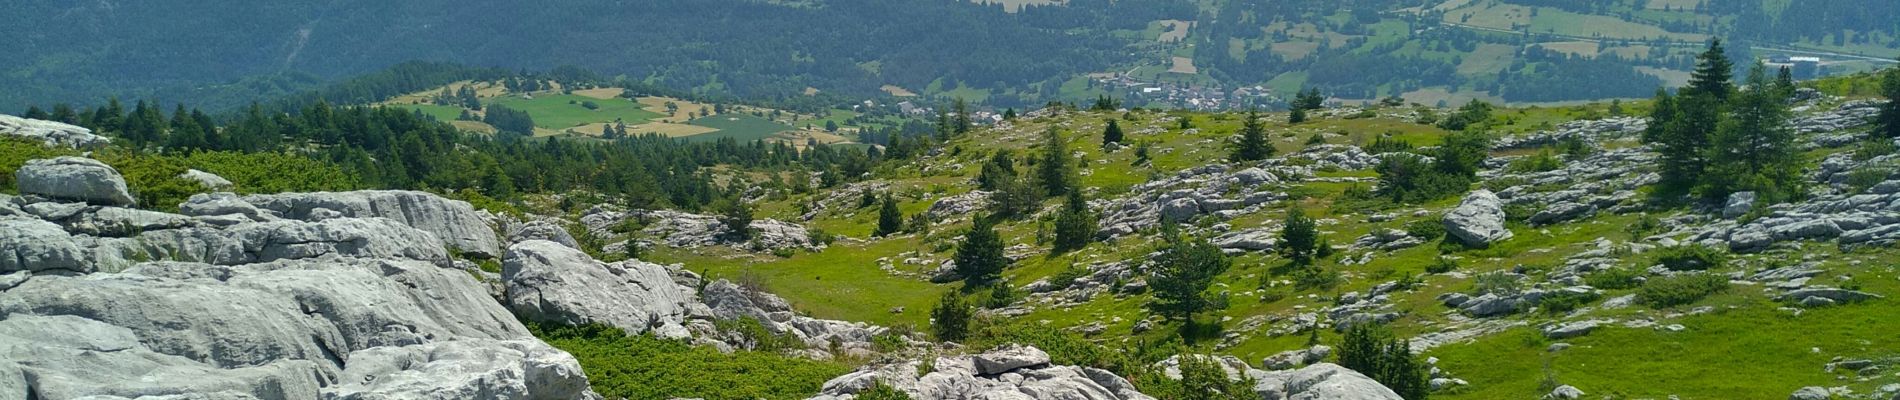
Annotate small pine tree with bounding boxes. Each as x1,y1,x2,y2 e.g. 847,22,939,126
1003,108,1018,120
930,292,973,341
1133,141,1152,165
1280,208,1319,265
1879,62,1900,139
1378,341,1431,400
1341,324,1432,400
1230,111,1273,162
1103,119,1125,147
1705,63,1800,201
1147,225,1232,324
1289,107,1308,124
977,150,1018,191
1036,127,1075,196
1051,189,1097,254
953,98,973,134
954,215,1008,286
718,199,754,241
1686,39,1736,100
875,194,904,237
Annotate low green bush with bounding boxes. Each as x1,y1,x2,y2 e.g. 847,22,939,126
529,322,848,400
1653,245,1727,271
1426,256,1459,274
1406,220,1447,241
1584,268,1643,290
1538,290,1602,315
1638,273,1730,309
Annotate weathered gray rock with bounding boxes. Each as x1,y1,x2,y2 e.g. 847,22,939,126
1444,190,1512,247
0,114,110,148
179,169,234,191
1724,191,1758,219
1459,293,1524,317
0,314,323,400
811,346,1154,400
1262,345,1333,371
1790,387,1830,400
975,345,1052,374
1213,228,1278,252
244,190,502,258
100,217,451,269
324,338,598,400
623,209,821,251
16,157,136,206
59,206,199,237
1352,229,1423,251
1546,385,1585,399
1529,202,1596,225
510,220,580,249
927,191,993,219
1249,363,1404,400
0,217,88,274
502,240,695,339
179,192,270,220
1778,287,1883,304
1541,320,1604,339
0,255,591,397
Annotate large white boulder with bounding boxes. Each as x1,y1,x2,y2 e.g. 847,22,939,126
0,114,109,148
502,240,696,339
244,190,503,258
0,217,88,274
1444,189,1513,247
0,256,594,398
15,157,136,206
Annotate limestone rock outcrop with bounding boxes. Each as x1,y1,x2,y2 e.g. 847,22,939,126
244,190,503,258
15,157,136,206
1444,189,1513,247
502,240,696,339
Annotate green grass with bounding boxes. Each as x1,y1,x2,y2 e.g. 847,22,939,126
530,322,851,400
650,237,948,328
487,94,662,130
637,102,1900,399
686,114,796,143
392,103,469,122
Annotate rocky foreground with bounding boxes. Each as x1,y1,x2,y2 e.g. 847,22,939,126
0,144,907,398
0,130,1399,398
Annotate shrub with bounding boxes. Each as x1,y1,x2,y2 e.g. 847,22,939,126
1472,271,1523,296
715,317,803,352
528,322,848,400
1537,290,1602,315
1653,245,1727,271
1626,214,1662,238
931,292,974,341
1405,220,1447,241
985,284,1017,309
1854,138,1896,161
1584,268,1644,290
1365,136,1415,154
857,383,914,400
1138,355,1257,400
1339,324,1431,400
1306,133,1328,146
1293,265,1342,291
1507,150,1564,173
1638,273,1730,308
1847,168,1892,193
1048,264,1091,290
1426,256,1459,274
